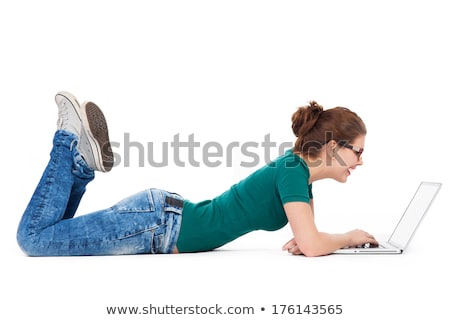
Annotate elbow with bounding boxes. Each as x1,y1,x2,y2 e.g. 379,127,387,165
301,247,324,257
298,241,328,257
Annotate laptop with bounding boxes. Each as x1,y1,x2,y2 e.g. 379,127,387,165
335,181,442,254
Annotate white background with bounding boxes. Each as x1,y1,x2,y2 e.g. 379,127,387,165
1,1,449,319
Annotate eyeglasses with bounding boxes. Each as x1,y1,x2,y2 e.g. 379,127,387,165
339,142,364,160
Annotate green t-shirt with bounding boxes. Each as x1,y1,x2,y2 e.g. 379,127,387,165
176,149,313,252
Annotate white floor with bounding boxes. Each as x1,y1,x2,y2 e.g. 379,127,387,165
2,1,450,319
4,199,449,320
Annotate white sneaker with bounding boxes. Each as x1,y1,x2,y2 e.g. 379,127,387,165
55,91,83,136
78,101,114,172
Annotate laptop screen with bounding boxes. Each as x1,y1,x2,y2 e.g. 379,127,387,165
388,182,441,250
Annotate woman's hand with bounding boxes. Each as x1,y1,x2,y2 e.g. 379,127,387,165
284,202,379,256
282,229,379,256
345,229,378,248
282,238,303,255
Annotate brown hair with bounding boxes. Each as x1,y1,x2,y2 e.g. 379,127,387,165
291,101,366,158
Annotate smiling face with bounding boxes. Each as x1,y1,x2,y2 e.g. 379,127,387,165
291,102,367,184
328,135,365,183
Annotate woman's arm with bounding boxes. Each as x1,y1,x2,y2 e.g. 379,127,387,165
282,201,377,257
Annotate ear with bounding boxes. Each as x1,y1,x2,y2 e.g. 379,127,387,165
326,140,338,157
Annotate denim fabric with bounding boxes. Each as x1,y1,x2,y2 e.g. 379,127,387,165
17,130,183,256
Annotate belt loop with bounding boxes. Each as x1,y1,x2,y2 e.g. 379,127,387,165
164,196,184,209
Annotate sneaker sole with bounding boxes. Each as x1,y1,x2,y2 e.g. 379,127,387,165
80,102,114,172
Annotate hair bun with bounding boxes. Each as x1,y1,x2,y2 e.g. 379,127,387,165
308,100,323,116
291,100,324,138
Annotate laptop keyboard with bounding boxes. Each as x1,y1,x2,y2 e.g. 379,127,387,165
354,243,384,249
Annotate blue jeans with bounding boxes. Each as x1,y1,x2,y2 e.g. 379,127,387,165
17,130,183,256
